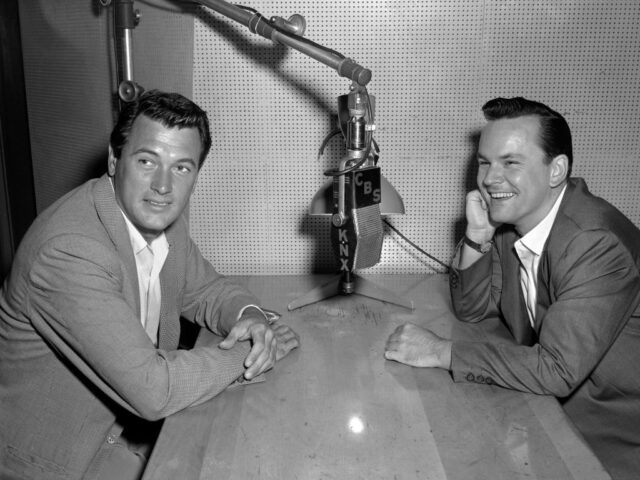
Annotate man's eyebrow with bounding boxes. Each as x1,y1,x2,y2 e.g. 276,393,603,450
175,158,198,167
499,152,525,160
131,147,159,156
477,152,525,160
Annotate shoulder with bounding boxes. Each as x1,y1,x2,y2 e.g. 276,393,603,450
559,178,638,234
28,178,103,238
14,178,118,272
549,178,640,256
29,233,124,287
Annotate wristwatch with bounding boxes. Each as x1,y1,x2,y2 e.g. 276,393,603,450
463,235,493,254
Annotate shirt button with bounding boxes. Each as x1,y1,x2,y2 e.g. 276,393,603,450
107,435,116,444
476,375,485,383
466,373,475,382
486,377,494,385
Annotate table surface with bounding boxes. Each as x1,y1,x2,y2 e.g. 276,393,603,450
143,274,610,480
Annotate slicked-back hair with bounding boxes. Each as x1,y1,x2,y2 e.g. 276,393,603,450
482,97,573,178
110,90,212,168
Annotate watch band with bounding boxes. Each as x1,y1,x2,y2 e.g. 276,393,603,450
463,235,493,254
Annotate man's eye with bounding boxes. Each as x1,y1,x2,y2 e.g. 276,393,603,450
175,165,192,174
138,158,153,166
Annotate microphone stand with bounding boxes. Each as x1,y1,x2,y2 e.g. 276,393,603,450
287,88,414,311
103,0,145,103
287,271,414,311
190,0,372,87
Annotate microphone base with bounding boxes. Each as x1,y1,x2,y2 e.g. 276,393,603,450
287,272,414,311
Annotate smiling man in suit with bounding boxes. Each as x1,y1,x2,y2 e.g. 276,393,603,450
0,90,298,480
385,97,640,480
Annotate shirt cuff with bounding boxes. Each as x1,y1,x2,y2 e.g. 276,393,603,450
237,305,279,324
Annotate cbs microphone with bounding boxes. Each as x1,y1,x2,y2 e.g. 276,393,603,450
331,166,383,278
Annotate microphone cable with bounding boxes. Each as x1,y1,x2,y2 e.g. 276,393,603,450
383,219,450,273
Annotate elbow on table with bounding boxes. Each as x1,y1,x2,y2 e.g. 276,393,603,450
123,380,173,421
123,393,169,421
134,405,167,422
535,376,577,399
544,368,585,399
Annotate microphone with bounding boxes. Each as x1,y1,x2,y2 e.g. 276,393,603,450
330,164,383,292
287,87,412,310
330,90,382,277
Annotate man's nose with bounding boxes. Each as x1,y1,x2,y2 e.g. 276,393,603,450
151,168,172,194
482,164,503,185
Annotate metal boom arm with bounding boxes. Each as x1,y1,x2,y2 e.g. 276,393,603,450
190,0,372,86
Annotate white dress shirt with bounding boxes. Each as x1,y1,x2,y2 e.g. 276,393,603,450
121,213,169,346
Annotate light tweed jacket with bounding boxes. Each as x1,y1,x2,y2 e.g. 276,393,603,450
0,174,258,479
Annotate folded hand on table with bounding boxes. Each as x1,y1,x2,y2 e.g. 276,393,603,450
219,315,300,380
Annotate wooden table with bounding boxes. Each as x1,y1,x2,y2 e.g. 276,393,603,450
143,274,610,480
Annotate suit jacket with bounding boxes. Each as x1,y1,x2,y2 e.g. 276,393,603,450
0,175,260,479
449,178,640,479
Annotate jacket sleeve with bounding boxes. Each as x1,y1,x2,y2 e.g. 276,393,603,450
27,234,250,421
450,229,640,397
449,238,504,323
178,235,262,336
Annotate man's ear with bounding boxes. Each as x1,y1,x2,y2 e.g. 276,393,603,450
107,146,117,176
549,154,568,187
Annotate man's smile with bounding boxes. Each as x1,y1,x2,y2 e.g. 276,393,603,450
145,199,172,207
488,192,515,200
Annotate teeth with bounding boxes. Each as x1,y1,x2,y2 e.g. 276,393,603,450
490,192,514,199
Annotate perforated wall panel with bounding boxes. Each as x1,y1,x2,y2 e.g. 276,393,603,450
189,0,640,275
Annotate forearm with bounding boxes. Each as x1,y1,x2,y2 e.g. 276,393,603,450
154,341,251,418
450,340,565,394
458,230,494,271
450,243,500,322
183,282,260,336
180,240,262,336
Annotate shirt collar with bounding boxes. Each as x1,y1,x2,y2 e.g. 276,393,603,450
518,185,567,256
108,177,168,254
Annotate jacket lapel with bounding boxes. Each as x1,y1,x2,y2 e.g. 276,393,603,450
93,175,141,317
532,179,579,334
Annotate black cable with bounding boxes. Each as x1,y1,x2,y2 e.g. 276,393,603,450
316,129,342,161
383,219,450,273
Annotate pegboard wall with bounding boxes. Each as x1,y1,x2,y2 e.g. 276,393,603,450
184,0,640,275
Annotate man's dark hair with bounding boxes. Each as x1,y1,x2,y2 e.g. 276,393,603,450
482,97,573,178
110,90,212,168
